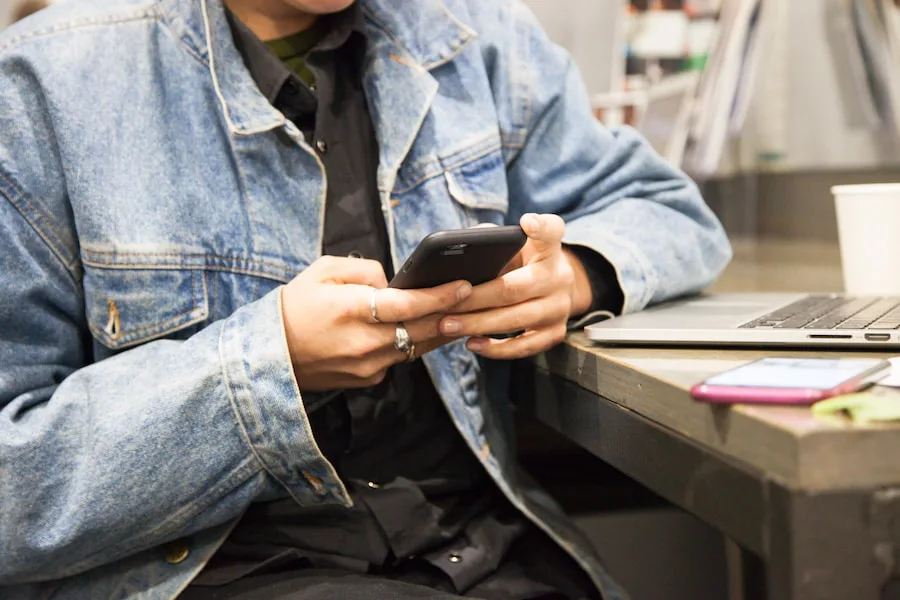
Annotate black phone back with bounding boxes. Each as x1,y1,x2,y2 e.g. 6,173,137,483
390,226,527,289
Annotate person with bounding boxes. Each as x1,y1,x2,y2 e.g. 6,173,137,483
0,0,732,598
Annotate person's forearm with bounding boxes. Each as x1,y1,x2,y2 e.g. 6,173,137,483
494,1,731,314
0,286,338,582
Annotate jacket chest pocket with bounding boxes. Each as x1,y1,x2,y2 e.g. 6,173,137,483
391,138,511,254
441,145,509,226
84,267,209,352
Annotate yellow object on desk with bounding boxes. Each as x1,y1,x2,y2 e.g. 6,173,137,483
813,386,900,423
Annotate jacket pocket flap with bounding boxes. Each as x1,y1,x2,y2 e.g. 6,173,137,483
442,147,509,213
84,267,209,350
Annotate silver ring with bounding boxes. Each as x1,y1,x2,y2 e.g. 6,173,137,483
393,323,416,362
370,289,382,323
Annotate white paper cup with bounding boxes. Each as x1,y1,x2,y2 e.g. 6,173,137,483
832,183,900,295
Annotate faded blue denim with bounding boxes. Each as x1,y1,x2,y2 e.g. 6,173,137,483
0,0,732,598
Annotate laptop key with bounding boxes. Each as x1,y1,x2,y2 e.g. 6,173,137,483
867,322,900,330
865,307,900,329
866,318,900,329
804,298,879,329
773,297,847,328
774,316,820,329
767,295,832,316
836,299,900,329
740,296,840,329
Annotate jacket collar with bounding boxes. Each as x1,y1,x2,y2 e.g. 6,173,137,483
158,0,476,68
157,0,476,195
158,0,284,134
158,0,475,67
360,0,476,70
157,0,476,133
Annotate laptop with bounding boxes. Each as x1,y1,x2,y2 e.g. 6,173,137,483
584,293,900,348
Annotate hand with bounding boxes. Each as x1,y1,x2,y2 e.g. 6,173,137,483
281,256,471,391
437,214,594,360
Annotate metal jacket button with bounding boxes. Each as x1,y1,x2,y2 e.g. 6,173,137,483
164,540,190,564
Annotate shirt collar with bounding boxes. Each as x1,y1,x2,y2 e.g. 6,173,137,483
315,3,367,54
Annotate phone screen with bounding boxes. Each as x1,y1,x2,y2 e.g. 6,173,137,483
703,357,888,390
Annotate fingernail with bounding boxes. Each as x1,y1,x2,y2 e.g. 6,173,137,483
443,319,461,335
467,339,483,351
523,214,541,234
457,282,472,301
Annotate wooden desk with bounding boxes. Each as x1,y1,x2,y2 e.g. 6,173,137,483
518,238,900,600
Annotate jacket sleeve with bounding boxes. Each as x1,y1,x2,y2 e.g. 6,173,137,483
0,191,344,584
476,0,733,315
0,71,341,585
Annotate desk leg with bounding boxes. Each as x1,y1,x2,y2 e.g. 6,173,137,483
516,365,900,599
724,538,764,600
737,546,766,600
760,485,891,600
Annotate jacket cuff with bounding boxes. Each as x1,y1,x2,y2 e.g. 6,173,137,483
563,218,659,315
218,286,350,507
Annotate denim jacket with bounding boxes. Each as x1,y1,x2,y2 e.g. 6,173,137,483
0,0,731,598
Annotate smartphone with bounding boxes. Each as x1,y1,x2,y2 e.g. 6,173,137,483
389,225,527,289
690,357,891,405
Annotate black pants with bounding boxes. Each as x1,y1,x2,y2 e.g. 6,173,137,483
179,528,599,600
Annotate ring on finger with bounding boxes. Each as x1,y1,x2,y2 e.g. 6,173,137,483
393,323,416,362
370,289,382,324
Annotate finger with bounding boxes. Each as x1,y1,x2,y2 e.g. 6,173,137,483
357,279,472,324
520,213,566,257
465,324,568,360
339,313,448,362
314,255,388,288
367,332,453,371
449,263,554,314
366,313,446,352
402,313,446,345
440,295,569,338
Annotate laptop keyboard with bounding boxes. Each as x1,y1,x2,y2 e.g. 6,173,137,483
739,295,900,330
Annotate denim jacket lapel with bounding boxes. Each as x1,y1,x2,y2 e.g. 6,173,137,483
360,0,477,188
358,0,476,266
161,0,286,135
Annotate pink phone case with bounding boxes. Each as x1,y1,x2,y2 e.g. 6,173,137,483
690,375,875,405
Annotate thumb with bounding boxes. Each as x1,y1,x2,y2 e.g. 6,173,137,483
520,213,566,257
